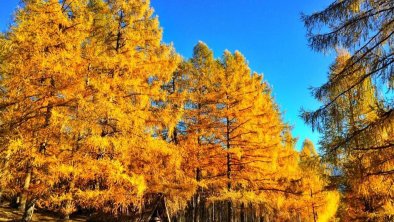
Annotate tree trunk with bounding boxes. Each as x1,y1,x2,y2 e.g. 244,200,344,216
0,152,12,204
19,166,32,212
21,199,36,222
226,113,233,222
187,199,193,221
194,167,201,222
227,152,232,222
227,201,233,222
240,202,245,222
218,202,222,222
310,188,317,222
212,202,215,222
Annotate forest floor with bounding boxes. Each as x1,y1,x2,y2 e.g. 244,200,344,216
0,203,87,222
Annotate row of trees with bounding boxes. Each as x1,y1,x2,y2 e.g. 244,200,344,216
0,0,341,221
167,43,339,222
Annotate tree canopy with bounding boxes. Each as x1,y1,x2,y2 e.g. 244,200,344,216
302,0,394,220
2,0,391,221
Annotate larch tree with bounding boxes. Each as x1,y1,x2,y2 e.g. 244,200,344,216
177,42,225,222
166,46,315,222
305,50,392,220
0,29,10,204
297,139,339,222
0,0,186,220
217,50,256,222
302,0,394,220
151,60,197,216
215,50,300,222
67,0,187,217
0,0,89,220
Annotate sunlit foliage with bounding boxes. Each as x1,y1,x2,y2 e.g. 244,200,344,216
0,0,345,221
302,0,394,220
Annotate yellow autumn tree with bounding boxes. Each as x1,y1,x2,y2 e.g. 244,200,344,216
314,51,393,221
0,1,351,221
61,0,189,217
212,50,302,222
0,0,187,221
303,0,394,220
175,42,226,222
0,1,89,221
297,139,339,222
162,47,310,222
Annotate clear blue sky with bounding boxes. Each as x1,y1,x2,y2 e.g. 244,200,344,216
0,0,334,150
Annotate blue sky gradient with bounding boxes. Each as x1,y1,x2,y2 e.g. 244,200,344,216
0,0,334,150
